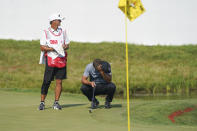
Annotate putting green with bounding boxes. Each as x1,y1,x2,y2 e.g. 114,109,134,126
0,89,197,131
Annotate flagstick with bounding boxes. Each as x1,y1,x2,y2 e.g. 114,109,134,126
124,2,131,131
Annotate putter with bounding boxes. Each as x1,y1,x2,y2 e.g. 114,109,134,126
89,86,96,113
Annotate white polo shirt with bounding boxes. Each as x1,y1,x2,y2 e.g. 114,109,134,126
39,27,70,64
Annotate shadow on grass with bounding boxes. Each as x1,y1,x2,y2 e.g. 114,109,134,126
87,104,122,109
61,103,87,108
99,104,122,108
44,103,87,110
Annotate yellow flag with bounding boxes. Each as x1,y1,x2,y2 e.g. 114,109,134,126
118,0,145,21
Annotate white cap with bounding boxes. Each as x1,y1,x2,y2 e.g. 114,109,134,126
49,13,65,22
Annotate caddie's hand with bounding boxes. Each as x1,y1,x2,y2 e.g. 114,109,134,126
46,46,55,51
49,47,57,52
62,44,69,50
50,47,55,51
90,82,96,88
41,45,55,52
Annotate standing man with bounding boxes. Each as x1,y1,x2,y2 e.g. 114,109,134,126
81,59,116,109
38,13,70,110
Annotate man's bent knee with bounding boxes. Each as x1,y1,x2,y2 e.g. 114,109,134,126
80,84,87,92
109,82,116,90
80,84,91,94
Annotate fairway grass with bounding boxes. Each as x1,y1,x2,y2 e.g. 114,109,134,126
0,89,197,131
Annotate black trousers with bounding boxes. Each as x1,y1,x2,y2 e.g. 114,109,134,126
80,82,116,102
41,57,67,95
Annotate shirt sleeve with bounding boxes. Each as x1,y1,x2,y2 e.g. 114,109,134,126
83,64,91,77
40,30,47,46
64,30,70,45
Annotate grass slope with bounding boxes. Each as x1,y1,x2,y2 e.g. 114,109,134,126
1,39,197,97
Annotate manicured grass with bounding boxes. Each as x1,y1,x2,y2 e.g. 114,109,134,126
1,39,197,97
0,89,197,131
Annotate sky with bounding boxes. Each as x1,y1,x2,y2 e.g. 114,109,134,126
0,0,197,45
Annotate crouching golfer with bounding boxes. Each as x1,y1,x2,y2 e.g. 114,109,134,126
81,59,116,109
38,13,70,110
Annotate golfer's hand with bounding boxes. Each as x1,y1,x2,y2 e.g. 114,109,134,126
96,64,103,72
90,82,96,88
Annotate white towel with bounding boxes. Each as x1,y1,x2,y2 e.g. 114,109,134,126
39,45,65,64
49,44,65,57
39,51,46,64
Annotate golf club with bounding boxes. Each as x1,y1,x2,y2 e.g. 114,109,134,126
89,86,96,113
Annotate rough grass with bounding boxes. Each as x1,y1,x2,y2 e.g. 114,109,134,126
1,39,197,97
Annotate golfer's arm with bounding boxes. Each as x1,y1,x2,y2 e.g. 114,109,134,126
40,45,54,52
81,76,92,86
100,71,112,83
